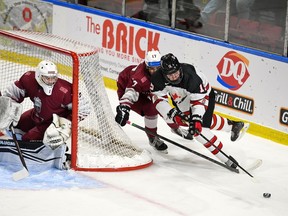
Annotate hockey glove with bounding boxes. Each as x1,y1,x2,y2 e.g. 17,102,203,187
43,114,71,150
115,104,130,126
188,115,202,136
167,108,188,122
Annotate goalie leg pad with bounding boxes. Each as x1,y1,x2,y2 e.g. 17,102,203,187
4,128,25,140
53,144,69,170
0,140,69,170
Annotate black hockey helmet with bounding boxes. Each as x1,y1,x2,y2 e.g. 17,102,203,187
161,53,183,84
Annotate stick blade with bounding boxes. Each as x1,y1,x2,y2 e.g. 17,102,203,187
246,159,263,172
12,167,29,181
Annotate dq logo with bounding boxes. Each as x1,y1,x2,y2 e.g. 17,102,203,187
216,51,250,91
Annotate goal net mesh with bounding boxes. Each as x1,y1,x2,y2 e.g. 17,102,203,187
0,30,152,171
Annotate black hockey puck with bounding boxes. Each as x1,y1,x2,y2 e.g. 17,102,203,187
263,193,271,198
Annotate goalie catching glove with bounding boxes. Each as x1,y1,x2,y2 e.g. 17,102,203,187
43,114,71,150
0,96,22,130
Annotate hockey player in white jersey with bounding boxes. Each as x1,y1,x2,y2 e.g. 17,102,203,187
150,53,248,169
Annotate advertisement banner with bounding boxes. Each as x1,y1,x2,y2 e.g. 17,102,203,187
0,0,52,32
2,2,285,143
51,6,203,80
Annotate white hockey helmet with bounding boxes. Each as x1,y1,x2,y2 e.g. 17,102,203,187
145,50,161,68
35,60,58,96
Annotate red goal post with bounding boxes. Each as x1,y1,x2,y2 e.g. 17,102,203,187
0,30,153,171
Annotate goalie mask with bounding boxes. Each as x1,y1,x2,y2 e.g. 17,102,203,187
145,50,161,74
161,53,183,85
35,60,58,95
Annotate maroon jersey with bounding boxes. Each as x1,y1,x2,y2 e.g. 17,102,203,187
2,71,72,140
117,62,157,116
117,62,152,105
15,71,72,122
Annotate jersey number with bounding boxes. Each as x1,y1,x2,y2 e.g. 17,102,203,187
132,80,138,87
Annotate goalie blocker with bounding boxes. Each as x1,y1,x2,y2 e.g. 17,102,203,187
0,96,22,130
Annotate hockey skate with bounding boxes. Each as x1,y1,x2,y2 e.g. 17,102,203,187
228,120,249,142
225,155,238,169
149,136,168,154
171,128,193,140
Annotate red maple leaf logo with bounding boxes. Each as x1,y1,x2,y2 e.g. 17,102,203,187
171,93,180,100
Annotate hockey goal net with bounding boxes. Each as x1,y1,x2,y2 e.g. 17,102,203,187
0,30,152,171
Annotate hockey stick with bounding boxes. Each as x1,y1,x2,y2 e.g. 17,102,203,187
9,125,29,181
168,96,253,176
126,121,239,173
198,133,254,178
174,111,254,177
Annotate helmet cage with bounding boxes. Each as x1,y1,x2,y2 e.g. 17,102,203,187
41,75,58,86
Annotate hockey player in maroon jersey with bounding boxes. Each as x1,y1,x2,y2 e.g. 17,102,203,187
1,60,90,148
0,60,91,169
115,50,192,154
0,60,90,169
150,53,249,168
0,60,73,143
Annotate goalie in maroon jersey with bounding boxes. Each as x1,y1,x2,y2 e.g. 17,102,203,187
0,60,89,150
115,50,192,154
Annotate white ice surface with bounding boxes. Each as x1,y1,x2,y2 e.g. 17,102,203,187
1,88,288,216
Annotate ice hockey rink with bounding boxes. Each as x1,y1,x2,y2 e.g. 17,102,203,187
1,88,288,216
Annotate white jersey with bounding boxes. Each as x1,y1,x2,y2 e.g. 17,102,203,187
150,63,211,123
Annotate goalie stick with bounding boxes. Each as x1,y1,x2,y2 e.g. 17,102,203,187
9,125,29,181
126,121,239,174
